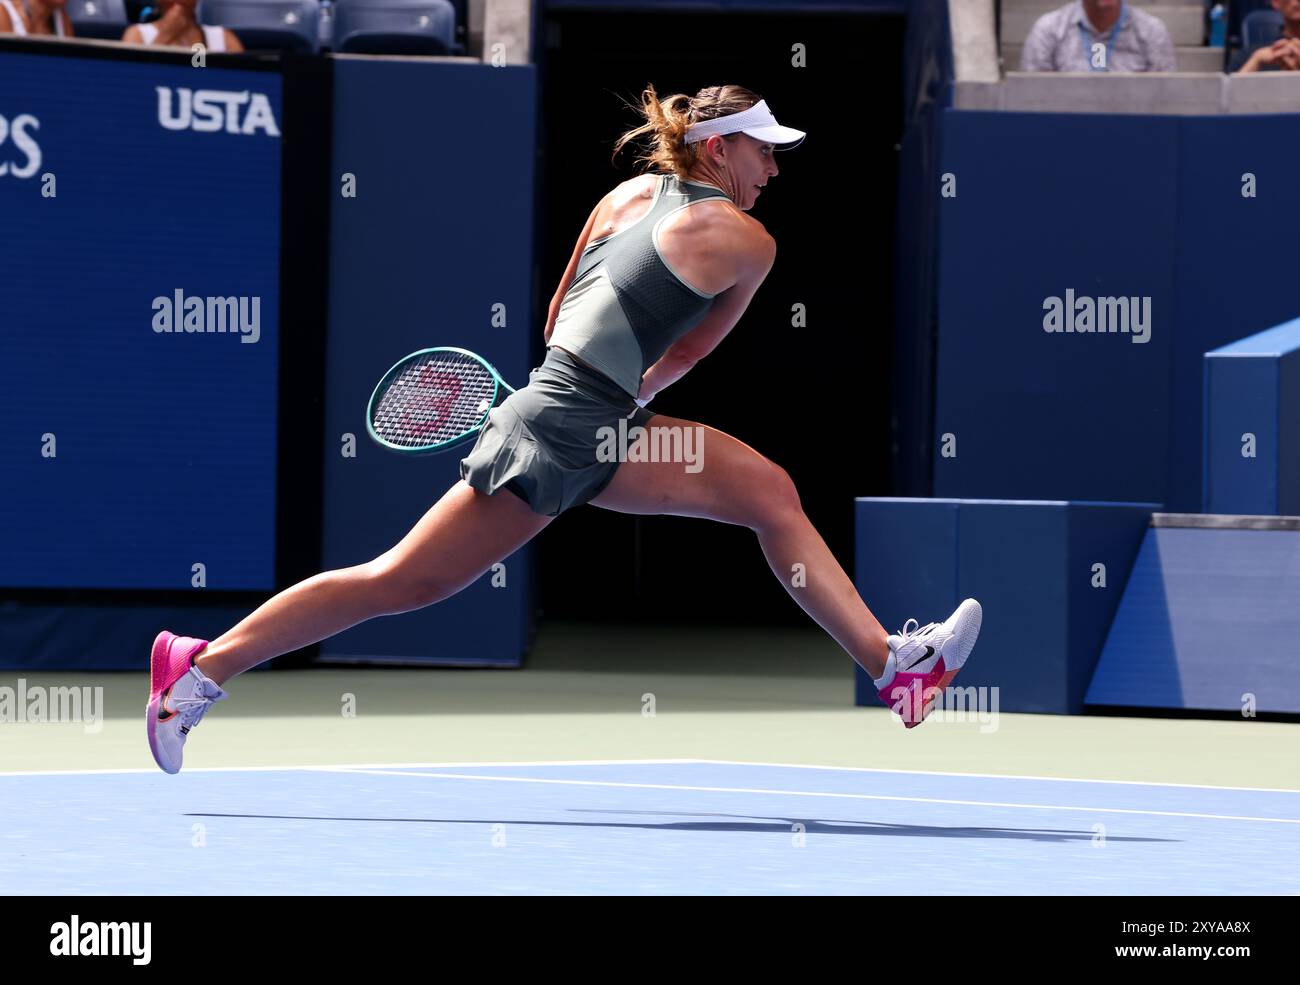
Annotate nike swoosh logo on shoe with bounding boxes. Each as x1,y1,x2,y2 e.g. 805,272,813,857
157,688,175,722
902,645,935,671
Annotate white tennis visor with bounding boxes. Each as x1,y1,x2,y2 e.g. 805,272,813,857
683,100,806,149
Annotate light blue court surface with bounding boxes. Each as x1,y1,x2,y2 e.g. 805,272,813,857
4,760,1298,894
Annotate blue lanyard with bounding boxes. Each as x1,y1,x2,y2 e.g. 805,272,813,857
1079,3,1126,72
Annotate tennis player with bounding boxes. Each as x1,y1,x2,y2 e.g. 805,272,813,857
148,84,982,774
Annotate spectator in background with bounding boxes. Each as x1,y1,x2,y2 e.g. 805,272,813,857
1021,0,1176,72
0,0,74,36
122,0,242,51
1234,0,1300,72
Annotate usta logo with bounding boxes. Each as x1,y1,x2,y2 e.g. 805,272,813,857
156,87,280,136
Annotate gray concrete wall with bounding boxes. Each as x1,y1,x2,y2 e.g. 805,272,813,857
954,72,1300,113
482,0,531,65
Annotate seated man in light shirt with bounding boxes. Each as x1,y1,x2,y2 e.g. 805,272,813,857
1020,0,1177,72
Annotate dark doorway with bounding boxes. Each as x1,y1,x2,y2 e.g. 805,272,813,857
536,8,905,625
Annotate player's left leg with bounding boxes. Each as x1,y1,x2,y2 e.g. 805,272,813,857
589,413,982,727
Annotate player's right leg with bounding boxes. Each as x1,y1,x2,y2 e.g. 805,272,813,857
147,480,550,773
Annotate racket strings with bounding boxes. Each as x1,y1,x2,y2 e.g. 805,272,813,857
371,352,496,448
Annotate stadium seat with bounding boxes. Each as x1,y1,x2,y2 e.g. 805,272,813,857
197,0,321,54
332,0,460,56
1226,0,1278,50
1241,8,1285,49
67,0,128,39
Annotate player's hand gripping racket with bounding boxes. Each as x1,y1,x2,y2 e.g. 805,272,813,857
366,347,515,455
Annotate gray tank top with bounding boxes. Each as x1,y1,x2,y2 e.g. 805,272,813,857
548,173,732,398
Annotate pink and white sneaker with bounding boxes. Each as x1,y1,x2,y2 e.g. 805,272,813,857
872,598,983,728
147,631,227,774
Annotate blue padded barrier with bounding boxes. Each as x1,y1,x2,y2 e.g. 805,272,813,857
854,498,1156,714
1203,318,1300,516
0,605,259,672
1088,515,1300,714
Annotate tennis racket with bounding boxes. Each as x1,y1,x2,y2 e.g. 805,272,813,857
366,347,516,455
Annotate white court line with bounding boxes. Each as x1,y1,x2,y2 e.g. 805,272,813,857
323,768,1300,826
686,759,1300,796
324,758,1300,796
0,759,702,778
3,757,1298,796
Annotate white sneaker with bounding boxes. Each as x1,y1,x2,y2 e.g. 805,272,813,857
872,598,983,728
147,630,227,774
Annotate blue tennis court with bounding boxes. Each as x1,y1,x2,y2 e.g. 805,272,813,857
5,760,1297,895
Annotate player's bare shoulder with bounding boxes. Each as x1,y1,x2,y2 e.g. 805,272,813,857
665,185,750,241
733,212,776,272
655,182,773,288
591,173,661,240
614,171,660,203
714,196,771,250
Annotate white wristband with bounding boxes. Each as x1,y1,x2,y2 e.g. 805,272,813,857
635,396,650,408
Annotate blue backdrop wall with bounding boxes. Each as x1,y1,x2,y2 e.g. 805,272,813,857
932,111,1300,513
0,45,288,670
318,60,539,666
0,51,282,591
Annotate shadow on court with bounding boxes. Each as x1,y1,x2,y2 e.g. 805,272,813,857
185,810,1172,844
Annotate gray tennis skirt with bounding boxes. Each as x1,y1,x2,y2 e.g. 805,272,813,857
459,346,655,517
